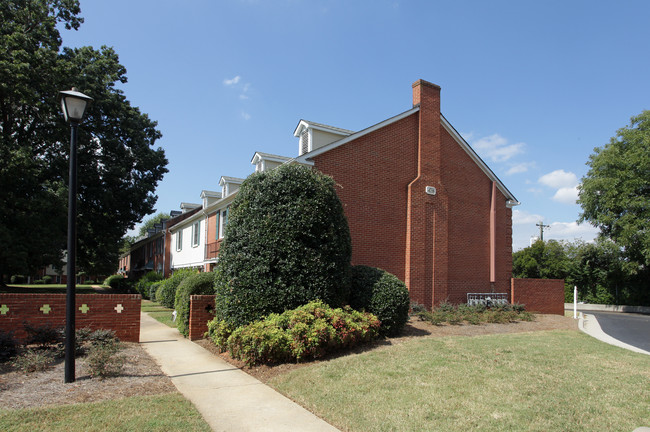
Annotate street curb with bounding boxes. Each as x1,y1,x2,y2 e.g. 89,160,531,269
578,313,650,356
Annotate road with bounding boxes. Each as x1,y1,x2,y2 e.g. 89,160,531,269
590,312,650,352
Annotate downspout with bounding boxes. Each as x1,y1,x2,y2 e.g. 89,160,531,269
490,181,497,291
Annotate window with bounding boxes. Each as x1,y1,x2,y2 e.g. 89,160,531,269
192,221,200,247
220,207,229,238
215,212,220,240
176,230,182,251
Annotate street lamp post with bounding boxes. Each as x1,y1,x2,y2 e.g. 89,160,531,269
59,88,92,383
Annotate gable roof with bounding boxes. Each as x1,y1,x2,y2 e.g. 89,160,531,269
292,107,519,206
293,120,355,137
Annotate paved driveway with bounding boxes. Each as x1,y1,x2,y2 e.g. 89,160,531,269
590,312,650,352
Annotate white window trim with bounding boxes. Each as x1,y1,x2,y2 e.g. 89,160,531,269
176,230,183,251
191,221,200,247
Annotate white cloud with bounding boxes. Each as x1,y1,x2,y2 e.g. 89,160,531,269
506,162,534,175
471,133,525,162
223,76,241,86
538,169,580,204
512,209,543,225
241,111,251,121
547,221,599,243
553,186,579,204
538,169,578,189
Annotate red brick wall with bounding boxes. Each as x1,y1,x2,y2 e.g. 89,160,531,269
313,113,419,283
312,80,514,310
0,294,141,342
511,278,565,315
188,295,216,340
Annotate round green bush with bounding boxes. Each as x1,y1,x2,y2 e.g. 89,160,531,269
174,272,217,337
349,265,411,336
135,271,164,299
155,269,195,308
103,274,126,290
215,164,352,327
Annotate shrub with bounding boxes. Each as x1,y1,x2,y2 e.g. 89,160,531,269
206,318,236,351
135,271,164,299
0,331,18,362
42,275,52,284
211,300,380,366
23,323,63,348
149,281,163,301
10,275,25,284
104,274,127,290
156,268,195,308
215,164,352,327
174,272,217,337
12,349,54,373
33,279,44,284
349,265,411,336
85,342,124,379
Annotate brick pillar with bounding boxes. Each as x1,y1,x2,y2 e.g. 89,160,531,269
405,80,448,309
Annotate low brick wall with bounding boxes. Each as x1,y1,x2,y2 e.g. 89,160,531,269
0,293,141,342
511,278,564,315
189,295,216,340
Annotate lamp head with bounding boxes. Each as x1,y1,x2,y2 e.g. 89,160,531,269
59,87,93,123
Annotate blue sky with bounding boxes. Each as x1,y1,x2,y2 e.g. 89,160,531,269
59,0,650,250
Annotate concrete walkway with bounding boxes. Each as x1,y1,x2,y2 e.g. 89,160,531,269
578,312,650,356
139,312,340,432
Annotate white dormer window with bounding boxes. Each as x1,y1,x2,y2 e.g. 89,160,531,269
300,130,309,155
293,120,353,156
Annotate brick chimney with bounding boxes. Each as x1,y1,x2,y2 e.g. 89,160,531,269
405,79,448,309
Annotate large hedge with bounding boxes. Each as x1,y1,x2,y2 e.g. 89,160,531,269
215,164,352,327
155,268,195,308
134,271,164,299
174,272,217,337
349,265,411,336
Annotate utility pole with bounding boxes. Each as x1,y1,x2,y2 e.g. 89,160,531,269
536,220,550,242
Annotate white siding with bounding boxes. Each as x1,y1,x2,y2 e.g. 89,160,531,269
170,219,205,269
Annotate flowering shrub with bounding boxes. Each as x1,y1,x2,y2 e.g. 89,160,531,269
206,300,380,366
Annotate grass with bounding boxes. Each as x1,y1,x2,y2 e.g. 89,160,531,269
142,300,176,328
0,393,211,432
270,330,650,432
2,284,99,293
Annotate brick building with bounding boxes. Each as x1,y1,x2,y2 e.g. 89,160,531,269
293,80,519,308
122,79,520,310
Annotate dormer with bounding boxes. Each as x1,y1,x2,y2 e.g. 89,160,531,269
200,190,222,208
293,120,354,156
180,202,200,213
219,176,244,197
251,152,292,173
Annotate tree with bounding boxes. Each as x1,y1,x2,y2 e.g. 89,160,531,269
215,164,352,327
0,0,168,281
512,240,570,280
138,212,170,237
578,110,650,303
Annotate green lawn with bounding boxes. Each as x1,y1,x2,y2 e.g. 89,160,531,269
2,284,99,293
0,393,211,432
270,330,650,432
142,300,176,328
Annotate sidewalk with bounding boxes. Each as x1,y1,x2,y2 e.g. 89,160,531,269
578,313,650,356
139,312,340,432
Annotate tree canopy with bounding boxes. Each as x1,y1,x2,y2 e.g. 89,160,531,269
0,0,168,280
578,110,650,303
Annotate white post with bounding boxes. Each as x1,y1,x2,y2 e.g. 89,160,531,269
573,286,578,319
